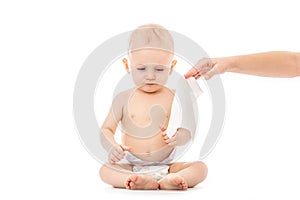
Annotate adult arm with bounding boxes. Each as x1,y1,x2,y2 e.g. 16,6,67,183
185,51,300,79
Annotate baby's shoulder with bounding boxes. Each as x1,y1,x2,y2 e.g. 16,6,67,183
112,88,134,105
162,86,176,96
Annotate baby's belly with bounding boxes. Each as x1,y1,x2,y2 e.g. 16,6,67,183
122,132,174,162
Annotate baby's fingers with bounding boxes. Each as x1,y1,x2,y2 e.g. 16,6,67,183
165,137,176,146
112,149,124,160
166,138,177,146
109,154,119,164
161,132,170,141
120,144,131,152
108,145,124,164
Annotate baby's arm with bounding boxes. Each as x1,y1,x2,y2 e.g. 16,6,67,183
100,106,120,150
161,90,191,147
100,94,130,164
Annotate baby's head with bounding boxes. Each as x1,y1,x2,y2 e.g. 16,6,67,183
123,24,177,93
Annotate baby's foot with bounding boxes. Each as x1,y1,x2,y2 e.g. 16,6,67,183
158,173,188,190
125,174,159,190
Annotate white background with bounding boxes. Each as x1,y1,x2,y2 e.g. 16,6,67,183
1,0,300,199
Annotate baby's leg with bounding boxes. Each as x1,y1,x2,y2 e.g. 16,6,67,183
159,161,207,190
99,164,132,188
99,164,158,190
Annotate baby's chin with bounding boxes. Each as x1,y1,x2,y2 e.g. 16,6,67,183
138,84,163,93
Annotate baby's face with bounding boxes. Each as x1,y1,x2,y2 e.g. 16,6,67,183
129,49,174,93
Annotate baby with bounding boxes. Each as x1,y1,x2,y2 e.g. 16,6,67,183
99,24,207,190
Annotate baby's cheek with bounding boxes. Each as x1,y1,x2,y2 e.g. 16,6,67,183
156,76,168,85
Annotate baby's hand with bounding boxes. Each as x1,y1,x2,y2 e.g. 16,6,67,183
162,128,191,147
108,144,131,164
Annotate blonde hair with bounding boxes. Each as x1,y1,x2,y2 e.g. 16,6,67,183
129,24,174,54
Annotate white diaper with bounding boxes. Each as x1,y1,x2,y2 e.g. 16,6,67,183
132,165,169,181
124,149,176,181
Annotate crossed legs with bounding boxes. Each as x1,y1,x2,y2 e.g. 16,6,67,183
99,161,208,190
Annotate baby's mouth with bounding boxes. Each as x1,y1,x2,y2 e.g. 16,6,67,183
145,83,156,86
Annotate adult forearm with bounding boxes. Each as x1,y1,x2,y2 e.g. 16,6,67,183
229,51,300,78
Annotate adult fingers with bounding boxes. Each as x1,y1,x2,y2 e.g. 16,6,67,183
184,58,213,79
204,64,219,80
184,67,199,79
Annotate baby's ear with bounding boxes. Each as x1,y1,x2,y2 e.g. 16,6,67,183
169,60,177,74
122,58,130,73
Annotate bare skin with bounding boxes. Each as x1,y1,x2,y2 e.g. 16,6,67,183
99,47,208,190
101,86,177,163
125,174,159,190
100,161,208,190
158,173,188,190
121,87,176,161
185,51,300,80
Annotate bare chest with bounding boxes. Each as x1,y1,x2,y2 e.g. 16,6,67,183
121,89,175,138
126,94,173,126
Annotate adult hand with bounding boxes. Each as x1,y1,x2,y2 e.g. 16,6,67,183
184,58,226,80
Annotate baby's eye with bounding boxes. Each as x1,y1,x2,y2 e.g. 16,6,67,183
155,66,166,71
137,67,146,71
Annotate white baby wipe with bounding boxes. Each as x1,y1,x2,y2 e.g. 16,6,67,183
186,77,203,97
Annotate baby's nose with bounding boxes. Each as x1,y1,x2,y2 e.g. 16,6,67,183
146,69,156,80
